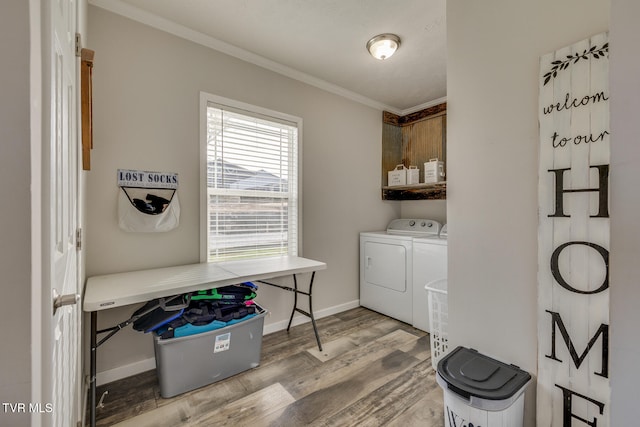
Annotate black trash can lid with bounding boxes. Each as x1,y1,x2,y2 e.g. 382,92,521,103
437,346,531,401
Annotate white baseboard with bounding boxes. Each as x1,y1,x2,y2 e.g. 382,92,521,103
95,299,361,385
96,357,157,386
262,299,359,335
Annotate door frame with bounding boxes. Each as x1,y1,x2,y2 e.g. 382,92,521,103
30,1,45,425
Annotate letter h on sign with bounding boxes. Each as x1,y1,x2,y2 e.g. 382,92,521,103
547,165,609,218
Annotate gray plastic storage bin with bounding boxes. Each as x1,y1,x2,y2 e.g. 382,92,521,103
153,304,267,398
436,346,531,427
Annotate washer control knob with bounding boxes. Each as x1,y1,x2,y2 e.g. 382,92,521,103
409,220,416,227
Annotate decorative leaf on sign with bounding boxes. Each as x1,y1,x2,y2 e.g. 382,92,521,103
542,43,608,86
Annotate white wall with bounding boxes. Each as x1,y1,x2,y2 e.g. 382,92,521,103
609,1,640,424
0,2,32,426
401,200,447,225
86,6,398,378
447,1,608,426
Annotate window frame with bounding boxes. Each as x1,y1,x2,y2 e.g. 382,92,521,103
199,91,303,262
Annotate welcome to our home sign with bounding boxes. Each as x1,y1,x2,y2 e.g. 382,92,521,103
538,33,610,426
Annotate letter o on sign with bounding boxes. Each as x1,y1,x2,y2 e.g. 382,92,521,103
550,241,609,294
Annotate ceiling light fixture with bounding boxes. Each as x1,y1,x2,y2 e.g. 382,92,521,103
366,33,401,60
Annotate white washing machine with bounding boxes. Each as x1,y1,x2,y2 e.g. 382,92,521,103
412,224,447,332
360,219,441,325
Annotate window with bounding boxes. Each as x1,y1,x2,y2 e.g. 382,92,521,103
200,93,301,262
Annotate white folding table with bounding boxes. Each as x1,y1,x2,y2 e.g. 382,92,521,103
83,255,326,427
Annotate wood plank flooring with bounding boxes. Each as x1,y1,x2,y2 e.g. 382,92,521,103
92,307,444,427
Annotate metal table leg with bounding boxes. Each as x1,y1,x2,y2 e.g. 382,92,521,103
90,311,97,427
259,271,322,351
88,308,141,426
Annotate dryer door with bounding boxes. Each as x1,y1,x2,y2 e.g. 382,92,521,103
360,237,413,324
363,241,406,291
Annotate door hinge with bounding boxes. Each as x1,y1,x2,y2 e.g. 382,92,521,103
76,228,82,251
75,33,82,57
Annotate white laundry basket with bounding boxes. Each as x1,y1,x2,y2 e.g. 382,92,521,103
425,279,448,370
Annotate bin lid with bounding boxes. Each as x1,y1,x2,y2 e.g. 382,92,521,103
437,346,531,401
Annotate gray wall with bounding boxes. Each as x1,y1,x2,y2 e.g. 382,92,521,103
86,6,398,378
0,2,32,426
446,0,609,426
610,0,640,423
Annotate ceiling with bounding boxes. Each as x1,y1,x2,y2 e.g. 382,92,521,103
90,0,447,114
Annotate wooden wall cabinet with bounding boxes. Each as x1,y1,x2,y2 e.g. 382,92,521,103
381,103,446,200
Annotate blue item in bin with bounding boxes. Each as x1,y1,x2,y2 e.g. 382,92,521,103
154,300,258,339
158,313,257,338
242,281,258,290
172,320,227,338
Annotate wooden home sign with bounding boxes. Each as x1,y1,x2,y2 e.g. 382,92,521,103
537,33,610,426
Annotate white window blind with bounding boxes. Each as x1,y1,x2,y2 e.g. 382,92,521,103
204,100,299,262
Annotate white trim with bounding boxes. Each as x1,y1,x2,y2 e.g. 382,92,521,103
297,120,304,257
96,357,157,387
202,92,303,126
88,0,441,115
199,92,208,262
30,1,43,425
262,299,360,335
95,300,360,384
398,96,448,116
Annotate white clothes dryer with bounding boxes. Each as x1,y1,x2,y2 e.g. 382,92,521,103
360,219,441,325
412,224,447,333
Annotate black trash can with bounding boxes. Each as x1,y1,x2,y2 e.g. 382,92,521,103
436,346,531,427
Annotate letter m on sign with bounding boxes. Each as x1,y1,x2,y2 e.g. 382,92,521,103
545,310,609,378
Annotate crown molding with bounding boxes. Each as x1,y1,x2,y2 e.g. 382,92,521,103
397,96,448,116
90,0,430,113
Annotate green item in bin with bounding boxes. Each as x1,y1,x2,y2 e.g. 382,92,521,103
191,284,256,301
